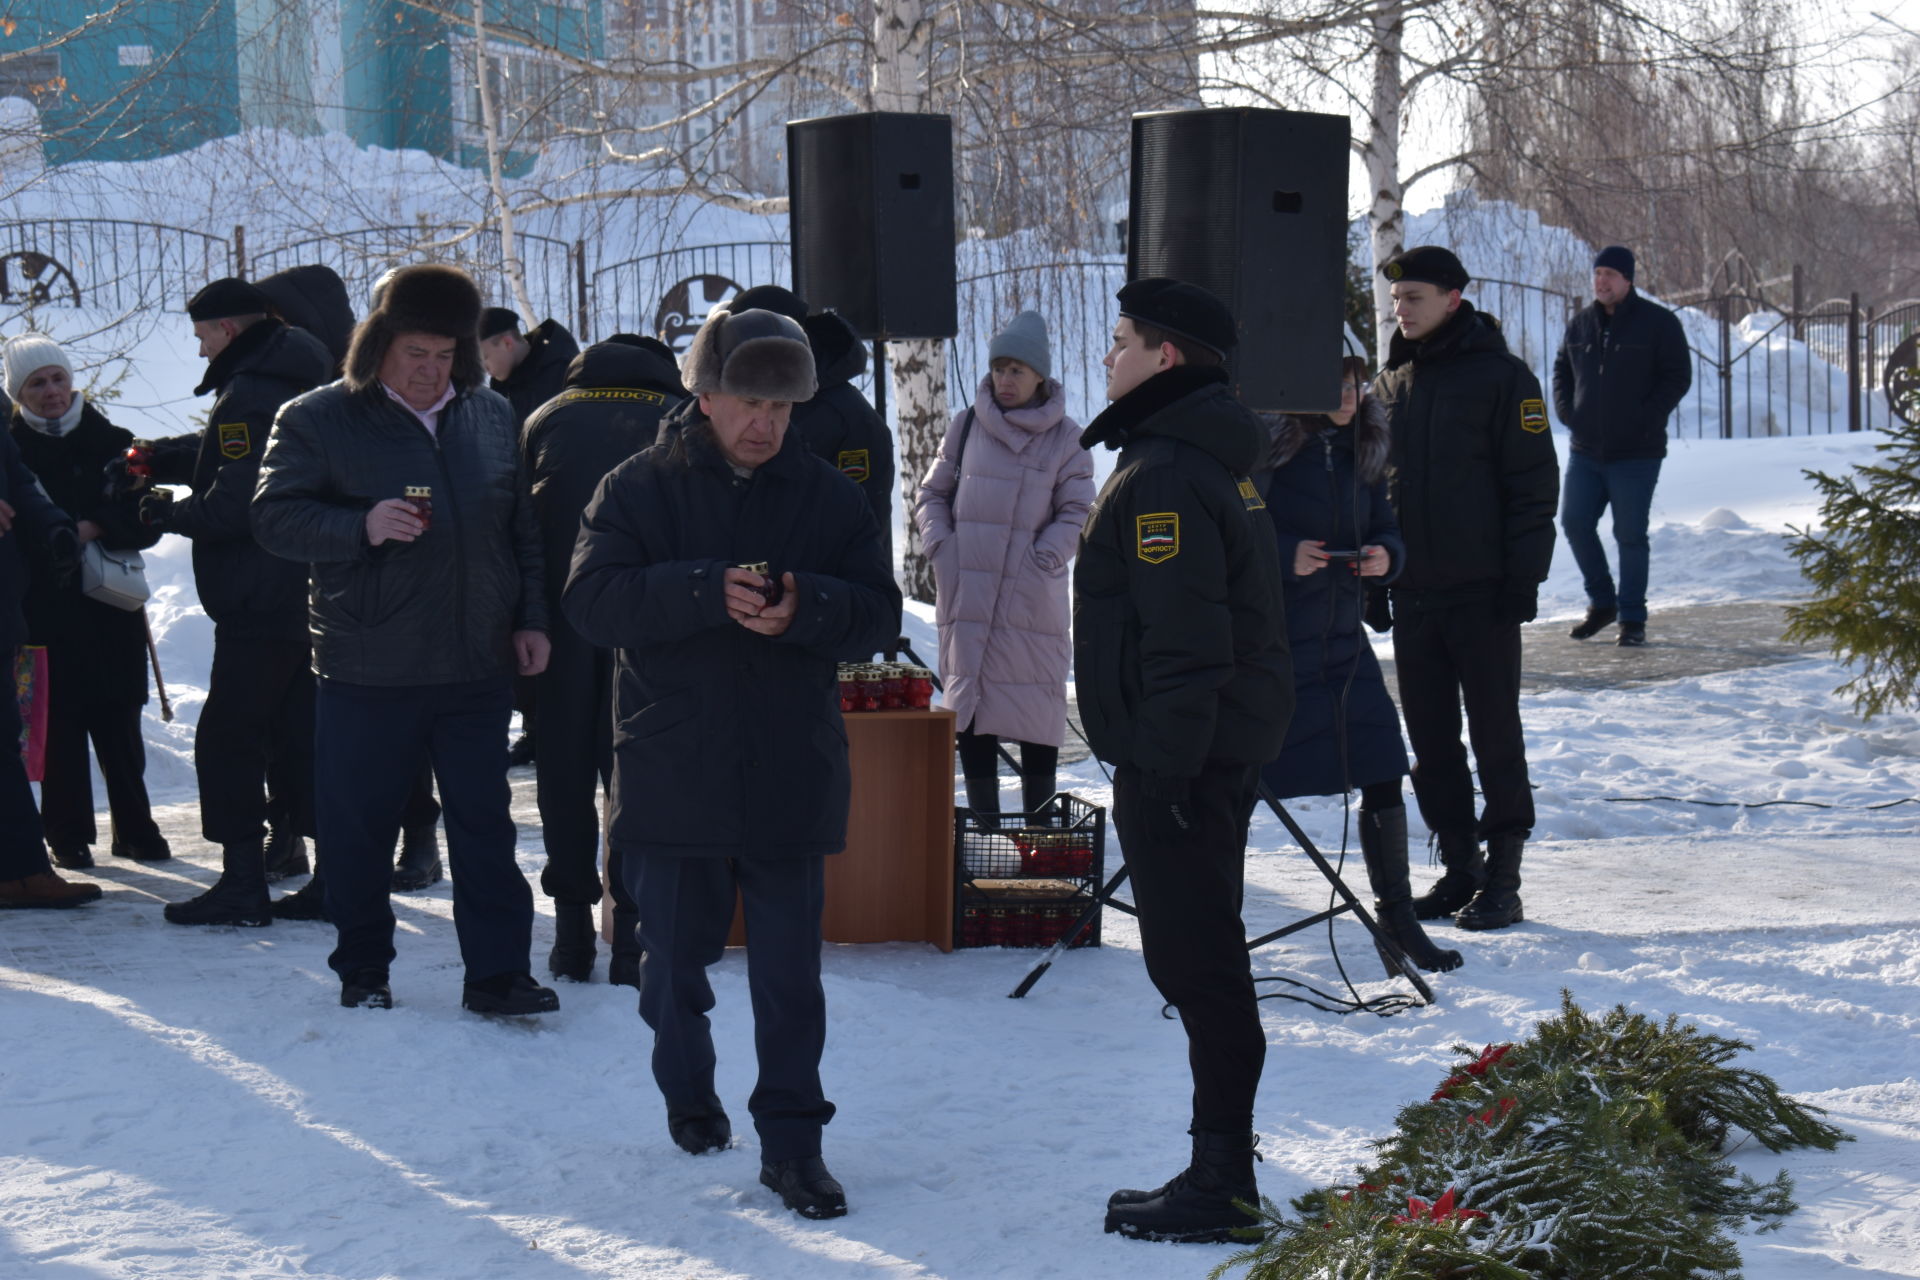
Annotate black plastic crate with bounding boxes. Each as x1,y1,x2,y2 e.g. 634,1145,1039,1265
954,793,1105,948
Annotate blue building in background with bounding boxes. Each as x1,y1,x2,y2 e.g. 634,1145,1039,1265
0,0,603,171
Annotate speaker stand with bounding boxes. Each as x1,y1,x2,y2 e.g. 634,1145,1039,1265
871,339,887,418
1007,785,1437,1007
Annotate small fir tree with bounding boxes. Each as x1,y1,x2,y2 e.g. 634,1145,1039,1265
1215,993,1848,1280
1785,413,1920,719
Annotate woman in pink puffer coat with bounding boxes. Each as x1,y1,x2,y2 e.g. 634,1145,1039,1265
914,311,1095,821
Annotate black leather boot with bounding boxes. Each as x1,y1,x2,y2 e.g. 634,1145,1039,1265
1104,1130,1261,1243
668,1093,732,1155
548,902,596,982
1359,808,1462,974
608,902,642,988
164,838,273,927
963,772,1001,828
271,870,330,921
1455,832,1526,930
1569,603,1617,640
262,823,310,883
1022,772,1058,819
1410,830,1484,920
761,1156,847,1219
461,972,559,1015
390,821,443,891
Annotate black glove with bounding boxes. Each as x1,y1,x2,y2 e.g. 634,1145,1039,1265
139,488,177,529
1364,586,1394,634
46,524,81,589
103,441,155,499
1134,771,1195,842
1495,586,1538,626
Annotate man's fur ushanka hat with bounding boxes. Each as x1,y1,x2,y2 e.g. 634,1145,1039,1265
680,307,817,404
346,263,485,395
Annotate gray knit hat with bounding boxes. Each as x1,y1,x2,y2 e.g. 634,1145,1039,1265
987,310,1051,381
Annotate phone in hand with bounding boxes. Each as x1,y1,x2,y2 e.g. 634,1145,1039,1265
1321,549,1362,562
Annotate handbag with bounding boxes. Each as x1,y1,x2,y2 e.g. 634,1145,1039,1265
80,541,151,611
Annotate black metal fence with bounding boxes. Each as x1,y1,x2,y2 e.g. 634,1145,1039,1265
3,218,1912,433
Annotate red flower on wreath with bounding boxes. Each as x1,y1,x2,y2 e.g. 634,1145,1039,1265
1433,1044,1514,1099
1393,1187,1490,1227
1467,1097,1520,1127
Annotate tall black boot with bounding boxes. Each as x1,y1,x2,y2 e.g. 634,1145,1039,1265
1358,808,1462,974
963,772,1001,828
1455,832,1525,930
263,822,310,883
1104,1129,1261,1243
163,838,272,927
1021,771,1058,819
548,902,596,982
608,902,642,989
1410,830,1484,920
271,868,330,921
391,821,443,891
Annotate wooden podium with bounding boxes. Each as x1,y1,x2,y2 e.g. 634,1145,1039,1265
600,707,957,952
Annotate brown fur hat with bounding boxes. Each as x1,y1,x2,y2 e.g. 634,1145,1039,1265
345,264,485,395
680,307,817,403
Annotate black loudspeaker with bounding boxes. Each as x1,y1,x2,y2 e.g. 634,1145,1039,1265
787,112,957,341
1129,108,1350,411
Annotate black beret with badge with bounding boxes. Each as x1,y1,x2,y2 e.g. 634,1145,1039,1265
187,277,272,322
1117,276,1238,359
1378,245,1470,292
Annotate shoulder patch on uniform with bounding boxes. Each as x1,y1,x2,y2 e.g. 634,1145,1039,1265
1236,477,1266,511
1136,512,1179,564
217,422,250,460
837,449,870,483
1519,398,1548,434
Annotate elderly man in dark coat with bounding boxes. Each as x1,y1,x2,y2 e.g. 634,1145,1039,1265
564,307,899,1221
520,335,685,984
253,264,556,1016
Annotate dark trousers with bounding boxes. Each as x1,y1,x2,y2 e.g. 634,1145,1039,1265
956,727,1060,815
1562,451,1662,625
534,636,623,908
196,629,315,845
1393,605,1533,838
38,684,158,850
1,677,52,880
401,764,439,832
315,676,531,981
624,851,835,1161
1113,761,1265,1134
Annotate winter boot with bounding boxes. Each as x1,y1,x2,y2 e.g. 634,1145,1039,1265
508,732,536,767
667,1094,732,1155
1455,832,1526,930
548,902,597,982
164,838,273,927
271,871,330,922
110,832,172,862
761,1156,848,1219
1022,772,1059,820
1617,622,1648,647
1410,830,1484,920
49,842,93,870
262,823,310,883
461,972,559,1016
963,772,1002,829
1104,1129,1261,1243
0,870,103,909
1358,808,1462,974
1569,604,1617,640
340,968,392,1010
390,821,443,891
608,902,643,989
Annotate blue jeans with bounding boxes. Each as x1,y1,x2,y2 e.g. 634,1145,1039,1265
1561,452,1662,625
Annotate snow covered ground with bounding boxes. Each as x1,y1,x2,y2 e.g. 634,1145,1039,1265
6,410,1917,1275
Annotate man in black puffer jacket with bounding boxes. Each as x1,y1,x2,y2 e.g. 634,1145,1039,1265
1552,244,1692,647
133,278,333,926
731,286,895,558
253,264,556,1017
1074,279,1292,1246
521,335,684,985
565,307,898,1222
1371,246,1560,935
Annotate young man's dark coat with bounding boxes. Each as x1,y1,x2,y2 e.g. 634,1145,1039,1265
562,398,900,860
792,311,895,546
1072,363,1292,779
1551,287,1693,461
1257,397,1409,799
492,318,580,428
147,318,333,638
520,339,684,903
252,381,548,686
12,403,160,707
0,430,73,659
1371,301,1560,612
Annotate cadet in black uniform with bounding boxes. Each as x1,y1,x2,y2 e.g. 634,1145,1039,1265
1073,279,1292,1244
520,335,684,985
134,278,333,927
1369,246,1560,932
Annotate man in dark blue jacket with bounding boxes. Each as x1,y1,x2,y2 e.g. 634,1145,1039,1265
1552,245,1692,647
564,307,898,1222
